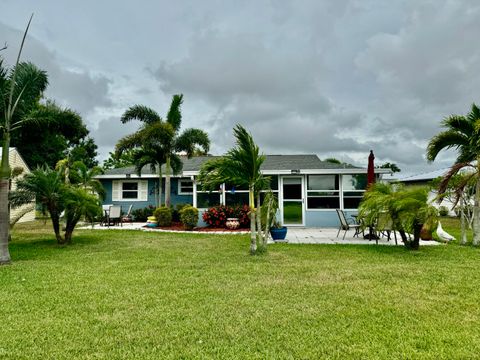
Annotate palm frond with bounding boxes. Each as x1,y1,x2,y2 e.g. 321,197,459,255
166,94,183,132
121,105,162,125
174,128,210,156
426,131,470,162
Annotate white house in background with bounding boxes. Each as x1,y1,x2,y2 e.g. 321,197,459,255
395,168,457,215
0,148,36,223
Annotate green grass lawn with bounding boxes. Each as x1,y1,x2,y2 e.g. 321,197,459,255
2,221,480,359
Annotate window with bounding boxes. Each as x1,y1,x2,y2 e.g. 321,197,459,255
178,179,194,195
112,180,148,201
342,174,366,209
122,182,138,199
306,175,339,209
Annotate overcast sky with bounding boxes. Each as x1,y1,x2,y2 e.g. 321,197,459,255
1,0,477,176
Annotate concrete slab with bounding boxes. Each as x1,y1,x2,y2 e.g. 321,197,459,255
80,223,441,246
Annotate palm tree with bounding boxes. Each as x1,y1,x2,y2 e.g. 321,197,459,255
427,104,480,245
69,161,106,200
198,124,269,254
358,183,438,250
10,166,101,244
0,16,48,264
117,94,210,207
10,167,65,243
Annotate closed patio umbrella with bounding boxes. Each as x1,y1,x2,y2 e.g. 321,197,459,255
367,150,375,186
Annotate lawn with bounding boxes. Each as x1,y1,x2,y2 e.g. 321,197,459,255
1,221,480,359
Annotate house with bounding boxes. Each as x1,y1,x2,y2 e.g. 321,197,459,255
0,148,36,223
96,155,391,227
395,168,458,214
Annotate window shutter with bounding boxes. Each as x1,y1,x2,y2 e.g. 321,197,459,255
112,181,121,201
139,180,148,201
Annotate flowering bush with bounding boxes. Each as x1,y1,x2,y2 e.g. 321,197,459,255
202,205,250,228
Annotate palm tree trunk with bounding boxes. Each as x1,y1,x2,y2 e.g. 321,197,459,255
473,161,480,246
165,156,171,207
51,214,65,244
461,198,467,245
256,192,264,251
0,139,12,264
157,167,163,208
249,185,256,254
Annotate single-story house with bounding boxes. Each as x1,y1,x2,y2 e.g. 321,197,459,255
96,155,391,227
0,147,36,223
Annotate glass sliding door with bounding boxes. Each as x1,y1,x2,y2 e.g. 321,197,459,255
282,177,304,226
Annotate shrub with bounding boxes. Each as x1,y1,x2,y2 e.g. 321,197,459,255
172,203,190,222
180,206,199,230
131,205,155,222
202,205,250,228
438,206,449,217
154,206,172,227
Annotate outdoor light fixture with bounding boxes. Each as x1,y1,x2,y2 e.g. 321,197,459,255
291,169,300,174
126,174,131,179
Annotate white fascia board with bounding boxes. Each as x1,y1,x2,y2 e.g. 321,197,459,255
184,168,392,176
95,174,185,179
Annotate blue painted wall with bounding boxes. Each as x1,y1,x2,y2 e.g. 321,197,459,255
303,210,357,228
100,178,193,213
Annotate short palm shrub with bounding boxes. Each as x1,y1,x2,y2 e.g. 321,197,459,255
180,206,199,230
154,206,172,227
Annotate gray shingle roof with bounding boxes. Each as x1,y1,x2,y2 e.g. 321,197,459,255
102,154,360,176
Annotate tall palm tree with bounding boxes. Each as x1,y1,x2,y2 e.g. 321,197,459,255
427,103,480,245
117,94,210,207
0,15,49,264
198,124,269,254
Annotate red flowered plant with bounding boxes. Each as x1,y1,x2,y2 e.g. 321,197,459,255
202,205,251,228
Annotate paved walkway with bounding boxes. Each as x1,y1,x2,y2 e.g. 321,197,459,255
81,223,441,246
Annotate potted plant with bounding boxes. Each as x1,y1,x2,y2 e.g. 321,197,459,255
270,220,288,241
261,191,288,242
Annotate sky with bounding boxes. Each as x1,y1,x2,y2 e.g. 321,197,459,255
1,0,478,176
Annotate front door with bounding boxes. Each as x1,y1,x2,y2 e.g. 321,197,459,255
282,177,304,226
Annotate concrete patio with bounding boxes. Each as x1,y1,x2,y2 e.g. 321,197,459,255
82,223,441,246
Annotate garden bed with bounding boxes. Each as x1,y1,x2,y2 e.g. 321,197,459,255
142,222,250,233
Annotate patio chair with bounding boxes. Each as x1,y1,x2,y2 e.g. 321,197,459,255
376,212,397,245
107,205,122,227
336,209,361,240
121,204,133,223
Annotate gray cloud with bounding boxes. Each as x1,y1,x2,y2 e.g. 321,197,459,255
0,22,113,125
2,1,478,176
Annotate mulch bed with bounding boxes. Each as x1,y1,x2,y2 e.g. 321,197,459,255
143,222,250,232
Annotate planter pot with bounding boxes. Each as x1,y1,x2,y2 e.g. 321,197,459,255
270,227,288,241
226,218,240,230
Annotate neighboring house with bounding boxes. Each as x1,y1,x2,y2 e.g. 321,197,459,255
0,148,36,223
96,155,391,227
395,169,457,214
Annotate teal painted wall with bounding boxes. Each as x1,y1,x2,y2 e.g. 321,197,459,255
100,178,193,213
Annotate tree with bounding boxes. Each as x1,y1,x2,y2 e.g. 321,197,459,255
0,16,48,264
427,104,480,245
433,170,476,245
118,94,210,207
10,166,101,244
11,100,94,168
377,162,401,173
358,183,438,250
102,149,136,170
198,124,269,254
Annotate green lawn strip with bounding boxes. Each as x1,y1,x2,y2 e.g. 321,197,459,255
1,223,480,359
